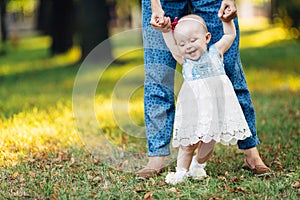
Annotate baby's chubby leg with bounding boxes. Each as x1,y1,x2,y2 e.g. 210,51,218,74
177,143,199,171
195,140,216,164
188,141,215,180
165,143,199,184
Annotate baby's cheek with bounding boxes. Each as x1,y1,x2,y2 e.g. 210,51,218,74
178,47,185,54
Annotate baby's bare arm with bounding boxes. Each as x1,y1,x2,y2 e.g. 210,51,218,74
162,30,184,65
215,19,236,56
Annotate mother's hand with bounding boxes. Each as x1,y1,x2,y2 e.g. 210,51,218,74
150,7,171,32
218,0,237,22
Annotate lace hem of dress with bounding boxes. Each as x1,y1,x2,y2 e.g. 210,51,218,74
172,128,251,147
172,114,252,147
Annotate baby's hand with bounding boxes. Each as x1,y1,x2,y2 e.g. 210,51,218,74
224,7,231,15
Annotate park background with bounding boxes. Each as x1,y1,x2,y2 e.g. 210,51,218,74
0,0,299,199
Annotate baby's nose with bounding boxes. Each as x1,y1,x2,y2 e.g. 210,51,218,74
186,43,192,49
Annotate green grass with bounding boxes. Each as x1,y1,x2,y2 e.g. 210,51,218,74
0,25,300,199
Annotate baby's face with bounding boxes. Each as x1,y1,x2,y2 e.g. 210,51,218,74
174,21,208,61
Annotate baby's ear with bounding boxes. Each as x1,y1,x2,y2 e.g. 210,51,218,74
205,32,211,44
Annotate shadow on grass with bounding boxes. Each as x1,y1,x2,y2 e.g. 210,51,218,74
0,47,144,120
0,62,79,119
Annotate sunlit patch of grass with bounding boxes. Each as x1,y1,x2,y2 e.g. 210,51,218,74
240,38,300,92
93,94,146,153
0,103,81,166
110,29,143,58
18,35,51,51
128,87,144,126
239,17,270,32
240,26,288,48
246,69,300,92
287,76,300,91
239,17,293,49
94,96,115,129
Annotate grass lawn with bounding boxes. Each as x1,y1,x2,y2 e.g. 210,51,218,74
0,23,300,199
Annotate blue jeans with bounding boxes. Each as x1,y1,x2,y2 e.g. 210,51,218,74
142,0,260,156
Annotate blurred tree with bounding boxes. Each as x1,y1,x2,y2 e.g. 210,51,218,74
239,0,300,39
36,0,52,35
78,0,113,62
110,0,141,29
37,0,75,55
0,0,7,42
50,0,75,54
271,0,300,38
0,0,7,55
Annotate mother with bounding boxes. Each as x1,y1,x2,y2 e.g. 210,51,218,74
137,0,271,178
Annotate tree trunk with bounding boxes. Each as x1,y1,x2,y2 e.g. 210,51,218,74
78,0,113,62
0,0,7,42
36,0,53,35
50,0,75,54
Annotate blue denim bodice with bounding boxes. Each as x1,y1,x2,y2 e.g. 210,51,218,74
182,45,226,81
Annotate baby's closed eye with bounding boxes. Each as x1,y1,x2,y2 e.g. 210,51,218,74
178,42,185,47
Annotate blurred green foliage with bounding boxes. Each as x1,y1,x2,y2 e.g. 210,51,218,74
272,0,300,39
7,0,37,15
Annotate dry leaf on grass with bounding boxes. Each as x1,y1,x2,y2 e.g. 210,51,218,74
292,182,300,188
11,172,19,179
19,174,25,182
167,187,182,194
70,157,75,165
28,171,36,177
144,191,153,199
135,185,145,193
157,181,166,187
149,177,155,185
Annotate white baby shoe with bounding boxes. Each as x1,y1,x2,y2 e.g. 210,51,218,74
165,167,188,185
188,156,207,180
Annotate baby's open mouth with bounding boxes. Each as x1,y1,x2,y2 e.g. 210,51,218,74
187,50,197,56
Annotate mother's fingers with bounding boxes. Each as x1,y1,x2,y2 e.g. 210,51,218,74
222,8,237,21
150,16,171,31
218,2,227,18
218,0,237,22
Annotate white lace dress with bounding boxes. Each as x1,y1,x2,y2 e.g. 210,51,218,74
172,45,252,147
